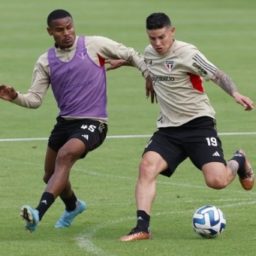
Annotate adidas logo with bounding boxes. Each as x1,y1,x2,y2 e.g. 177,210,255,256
41,200,47,205
82,134,89,140
212,151,220,157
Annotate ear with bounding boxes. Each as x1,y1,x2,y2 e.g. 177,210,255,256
169,26,176,37
47,27,53,36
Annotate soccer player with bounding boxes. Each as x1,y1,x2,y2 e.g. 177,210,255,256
0,9,150,232
117,12,255,241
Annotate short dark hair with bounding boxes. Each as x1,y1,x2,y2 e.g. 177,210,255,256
146,12,171,30
47,9,72,26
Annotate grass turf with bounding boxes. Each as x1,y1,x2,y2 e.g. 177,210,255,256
0,0,256,255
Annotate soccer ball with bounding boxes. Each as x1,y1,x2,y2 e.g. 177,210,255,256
192,205,226,238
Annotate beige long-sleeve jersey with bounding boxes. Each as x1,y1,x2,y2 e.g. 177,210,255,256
13,35,148,109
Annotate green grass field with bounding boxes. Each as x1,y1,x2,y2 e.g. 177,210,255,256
0,0,256,255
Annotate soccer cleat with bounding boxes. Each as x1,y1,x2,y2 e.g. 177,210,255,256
55,199,86,228
236,150,254,190
20,205,39,232
120,227,151,242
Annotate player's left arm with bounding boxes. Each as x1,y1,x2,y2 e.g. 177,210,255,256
212,69,254,111
189,49,254,111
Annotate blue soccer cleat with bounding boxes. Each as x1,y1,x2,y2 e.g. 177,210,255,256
55,199,86,228
20,205,39,232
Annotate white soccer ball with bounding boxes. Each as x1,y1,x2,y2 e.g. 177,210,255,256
192,205,226,238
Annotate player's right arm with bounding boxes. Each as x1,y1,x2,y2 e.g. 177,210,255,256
0,54,50,108
0,85,18,101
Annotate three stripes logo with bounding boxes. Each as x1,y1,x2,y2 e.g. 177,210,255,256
212,151,220,157
192,53,217,77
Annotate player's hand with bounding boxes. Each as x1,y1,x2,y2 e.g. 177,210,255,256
145,76,156,103
105,59,128,71
0,85,18,101
233,91,254,111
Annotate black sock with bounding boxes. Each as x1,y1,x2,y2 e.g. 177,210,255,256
36,192,55,220
60,192,77,212
136,210,150,232
230,151,245,176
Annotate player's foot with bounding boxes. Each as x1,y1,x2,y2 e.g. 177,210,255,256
120,226,151,242
20,205,39,232
236,150,254,190
55,199,86,228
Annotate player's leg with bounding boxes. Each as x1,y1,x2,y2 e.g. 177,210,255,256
42,146,85,228
230,150,254,190
136,151,168,214
43,146,57,183
54,119,107,228
20,119,107,232
201,150,254,190
20,146,57,232
50,138,87,228
46,138,85,196
120,151,167,241
20,118,83,232
20,139,86,232
120,129,185,242
188,125,254,190
201,161,236,189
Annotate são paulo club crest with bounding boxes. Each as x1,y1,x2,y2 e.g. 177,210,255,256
165,60,174,72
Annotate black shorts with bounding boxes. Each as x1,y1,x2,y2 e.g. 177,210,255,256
48,116,108,158
143,117,226,177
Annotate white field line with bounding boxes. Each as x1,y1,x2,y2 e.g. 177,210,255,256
0,131,256,142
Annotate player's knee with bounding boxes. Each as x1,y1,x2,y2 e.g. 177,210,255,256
140,158,152,172
139,159,158,181
202,163,229,189
57,148,76,164
139,159,146,170
205,176,228,190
